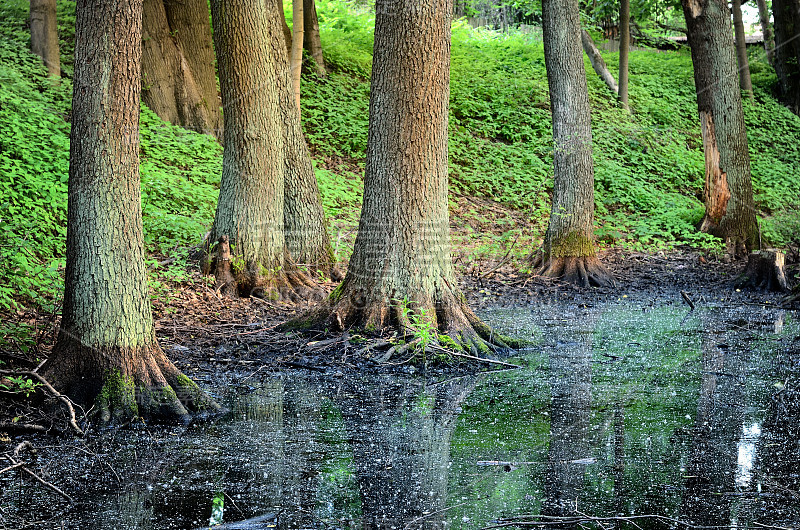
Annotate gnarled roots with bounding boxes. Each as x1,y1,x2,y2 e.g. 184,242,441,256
531,252,613,288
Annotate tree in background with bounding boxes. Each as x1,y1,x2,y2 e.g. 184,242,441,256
731,0,754,101
209,0,317,298
531,0,612,287
682,0,758,255
303,0,513,353
45,0,218,423
142,0,222,138
618,0,630,108
29,0,60,78
756,0,776,66
773,0,800,114
303,0,326,77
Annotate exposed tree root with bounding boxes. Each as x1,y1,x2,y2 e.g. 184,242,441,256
43,342,221,426
288,279,527,358
531,253,614,288
734,249,790,292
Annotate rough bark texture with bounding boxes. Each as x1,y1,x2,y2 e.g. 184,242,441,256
290,0,304,115
683,0,759,255
302,0,326,77
756,0,776,66
45,0,218,424
29,0,60,78
266,0,335,274
532,0,612,287
142,0,222,137
731,0,754,100
210,0,315,299
734,250,790,291
618,0,630,108
272,0,293,51
580,29,619,96
297,0,513,354
773,0,800,114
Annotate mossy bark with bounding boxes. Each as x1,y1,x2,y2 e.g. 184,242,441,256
47,0,219,425
291,0,510,356
530,0,612,288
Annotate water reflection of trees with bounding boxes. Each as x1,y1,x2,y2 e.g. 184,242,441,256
333,375,476,529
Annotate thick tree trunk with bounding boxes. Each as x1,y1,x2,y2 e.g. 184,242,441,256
773,0,800,114
302,0,326,77
290,0,304,115
532,0,612,287
756,0,776,66
731,0,754,100
210,0,315,299
580,29,619,96
142,0,222,138
265,1,334,274
29,0,60,78
297,0,515,354
683,0,759,256
618,0,630,108
45,0,218,424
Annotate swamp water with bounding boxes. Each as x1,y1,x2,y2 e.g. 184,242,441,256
2,301,799,529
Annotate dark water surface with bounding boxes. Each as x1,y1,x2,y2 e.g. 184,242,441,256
2,301,799,529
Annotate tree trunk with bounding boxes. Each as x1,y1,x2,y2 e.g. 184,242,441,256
29,0,60,78
532,0,612,287
756,0,776,66
210,0,315,299
580,29,619,96
618,0,630,108
142,0,222,138
297,0,515,354
734,249,790,291
731,0,754,100
272,0,293,51
683,0,759,256
45,0,219,424
773,0,800,114
163,0,223,136
265,0,335,274
303,0,326,77
290,0,304,115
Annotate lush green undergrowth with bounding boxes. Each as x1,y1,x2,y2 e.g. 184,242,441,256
1,0,799,316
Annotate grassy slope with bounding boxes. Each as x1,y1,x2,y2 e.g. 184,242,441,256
1,0,799,323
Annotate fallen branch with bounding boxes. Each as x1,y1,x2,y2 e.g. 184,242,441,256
479,236,519,280
0,422,48,434
482,514,735,529
17,370,83,435
428,345,522,369
3,442,73,502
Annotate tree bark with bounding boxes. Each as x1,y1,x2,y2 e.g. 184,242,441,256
272,0,293,51
734,249,790,291
532,0,612,287
580,29,619,96
731,0,754,100
682,0,759,256
210,0,315,299
29,0,60,78
296,0,514,354
773,0,800,114
45,0,219,424
303,0,326,77
265,0,335,274
618,0,630,108
756,0,776,66
290,0,304,115
142,0,222,138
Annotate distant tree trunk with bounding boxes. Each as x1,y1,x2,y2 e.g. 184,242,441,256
618,0,630,108
142,0,222,138
29,0,60,78
272,0,293,50
756,0,776,66
532,0,612,287
299,0,514,353
580,29,619,96
682,0,759,255
773,0,800,114
45,0,218,424
266,0,334,274
303,0,326,77
291,0,304,115
210,0,315,298
731,0,754,100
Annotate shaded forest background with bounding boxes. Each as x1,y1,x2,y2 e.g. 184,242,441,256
1,0,799,341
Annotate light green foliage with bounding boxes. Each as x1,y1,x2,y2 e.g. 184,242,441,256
0,374,41,397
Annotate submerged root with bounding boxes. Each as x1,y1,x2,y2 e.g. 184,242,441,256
531,253,614,288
